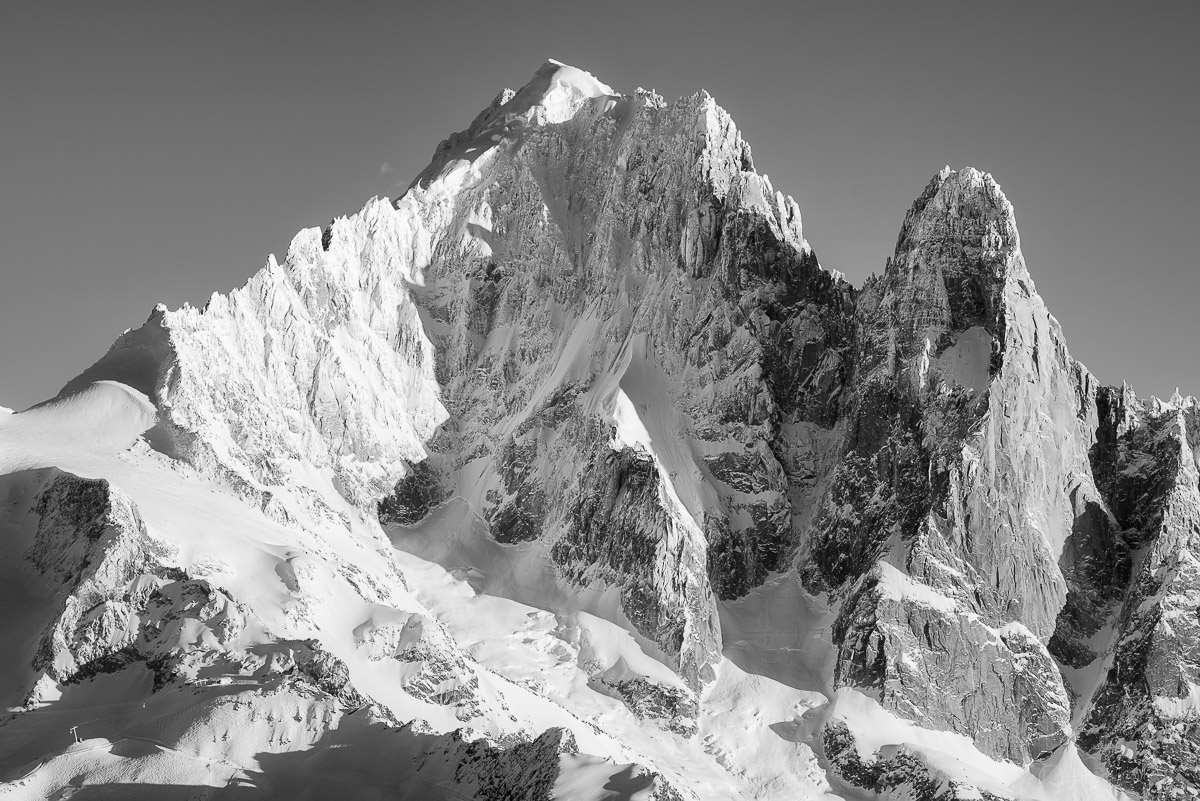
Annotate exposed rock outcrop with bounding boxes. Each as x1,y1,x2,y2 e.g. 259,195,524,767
1078,396,1200,798
798,167,1092,763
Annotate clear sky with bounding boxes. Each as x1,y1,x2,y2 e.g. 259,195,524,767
1,1,1197,410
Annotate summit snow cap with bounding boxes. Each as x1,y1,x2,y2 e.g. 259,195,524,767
408,59,617,191
507,59,616,124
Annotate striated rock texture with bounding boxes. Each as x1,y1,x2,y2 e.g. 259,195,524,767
9,59,1200,798
802,167,1098,764
396,62,854,691
27,470,178,686
1076,394,1200,799
803,169,1197,795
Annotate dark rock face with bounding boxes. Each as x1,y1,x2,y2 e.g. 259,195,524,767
403,82,853,690
485,393,568,544
822,721,1009,800
834,572,1071,762
1048,485,1127,670
30,473,150,587
395,619,486,714
27,471,177,687
294,642,371,710
702,447,792,599
392,79,1200,785
379,458,444,526
790,168,1086,764
554,445,674,644
1076,400,1200,798
590,674,699,736
453,725,683,801
456,727,575,801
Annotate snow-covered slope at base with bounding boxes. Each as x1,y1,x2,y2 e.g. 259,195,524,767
391,546,838,800
0,395,1135,800
0,418,842,799
0,437,688,798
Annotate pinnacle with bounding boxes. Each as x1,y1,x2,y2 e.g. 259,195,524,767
893,165,1019,262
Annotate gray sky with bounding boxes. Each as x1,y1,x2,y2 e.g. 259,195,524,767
1,1,1197,410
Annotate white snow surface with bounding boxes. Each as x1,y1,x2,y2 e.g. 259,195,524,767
0,415,844,799
871,561,960,613
408,59,616,193
0,421,704,797
0,381,156,473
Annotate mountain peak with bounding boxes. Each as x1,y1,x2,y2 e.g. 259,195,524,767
941,165,1012,212
905,166,1015,235
408,60,616,191
509,59,616,123
866,165,1032,374
890,164,1025,287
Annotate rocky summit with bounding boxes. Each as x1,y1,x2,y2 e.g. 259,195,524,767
0,60,1194,800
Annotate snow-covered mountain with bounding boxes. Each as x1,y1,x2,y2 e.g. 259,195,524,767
0,59,1193,800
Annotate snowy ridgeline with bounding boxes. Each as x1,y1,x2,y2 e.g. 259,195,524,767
1,59,1193,800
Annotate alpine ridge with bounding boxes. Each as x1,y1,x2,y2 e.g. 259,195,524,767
0,59,1194,800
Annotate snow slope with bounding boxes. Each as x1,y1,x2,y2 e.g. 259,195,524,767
0,381,155,473
0,420,702,798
